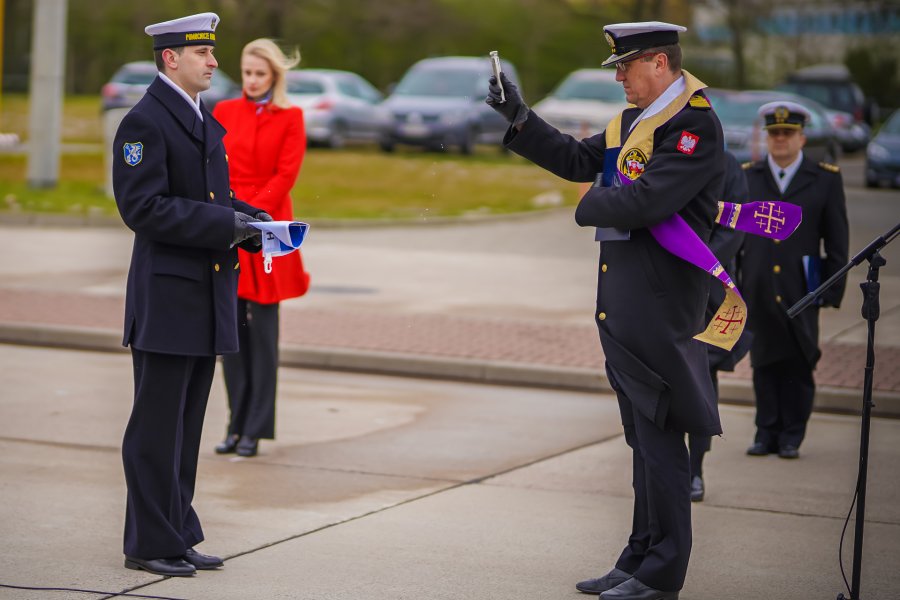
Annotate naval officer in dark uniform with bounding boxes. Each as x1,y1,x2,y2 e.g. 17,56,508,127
741,101,849,459
113,12,270,577
487,21,724,600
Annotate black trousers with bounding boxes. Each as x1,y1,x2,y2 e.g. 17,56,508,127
222,299,280,440
688,370,717,479
122,349,215,558
612,389,692,592
752,357,815,450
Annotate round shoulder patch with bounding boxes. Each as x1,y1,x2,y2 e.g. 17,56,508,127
620,148,649,180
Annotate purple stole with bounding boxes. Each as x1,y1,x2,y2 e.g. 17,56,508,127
598,71,801,350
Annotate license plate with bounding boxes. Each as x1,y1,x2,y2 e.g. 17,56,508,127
400,123,429,138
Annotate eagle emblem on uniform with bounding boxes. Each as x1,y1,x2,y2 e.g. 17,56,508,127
676,130,699,155
620,148,648,180
123,142,143,167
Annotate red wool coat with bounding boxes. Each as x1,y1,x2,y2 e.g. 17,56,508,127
213,96,310,304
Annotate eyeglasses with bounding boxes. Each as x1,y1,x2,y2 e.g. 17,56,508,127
767,128,799,138
615,52,658,72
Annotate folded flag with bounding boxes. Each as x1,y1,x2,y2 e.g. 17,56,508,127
249,221,310,274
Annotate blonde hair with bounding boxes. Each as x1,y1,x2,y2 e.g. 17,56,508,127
242,38,300,109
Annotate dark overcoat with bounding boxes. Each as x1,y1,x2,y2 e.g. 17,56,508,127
506,90,724,436
113,77,261,356
740,156,849,369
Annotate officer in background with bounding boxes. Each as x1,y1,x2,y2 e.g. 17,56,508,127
113,12,271,577
488,21,724,600
741,101,849,460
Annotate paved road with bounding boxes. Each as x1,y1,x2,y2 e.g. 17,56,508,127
0,344,898,599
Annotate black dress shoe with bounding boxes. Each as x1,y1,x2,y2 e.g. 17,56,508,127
215,435,239,454
576,568,632,594
746,442,773,456
690,475,705,502
600,577,679,599
184,547,224,569
124,556,195,577
236,436,258,457
778,445,800,459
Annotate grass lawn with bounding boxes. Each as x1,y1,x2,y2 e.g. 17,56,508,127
0,94,582,220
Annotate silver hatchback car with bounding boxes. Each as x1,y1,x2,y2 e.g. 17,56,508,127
286,69,390,148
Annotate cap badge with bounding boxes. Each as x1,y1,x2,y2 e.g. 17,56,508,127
620,148,648,180
604,32,617,53
774,106,789,124
123,142,143,167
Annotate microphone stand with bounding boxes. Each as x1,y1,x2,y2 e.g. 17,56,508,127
787,221,899,600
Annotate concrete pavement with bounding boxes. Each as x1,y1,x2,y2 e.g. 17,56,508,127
1,343,899,599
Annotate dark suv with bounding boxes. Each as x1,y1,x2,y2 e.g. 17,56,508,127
776,64,877,125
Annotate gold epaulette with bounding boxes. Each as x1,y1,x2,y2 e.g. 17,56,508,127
819,161,840,173
688,94,711,110
741,161,754,170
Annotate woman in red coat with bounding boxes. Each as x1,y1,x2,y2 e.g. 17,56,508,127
212,38,309,457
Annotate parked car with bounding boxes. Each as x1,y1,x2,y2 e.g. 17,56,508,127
705,88,842,165
865,109,900,188
531,68,628,138
101,61,240,112
823,108,871,153
285,69,391,148
776,63,878,126
379,56,519,154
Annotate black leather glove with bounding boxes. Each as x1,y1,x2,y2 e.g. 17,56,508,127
485,72,529,128
256,211,274,222
232,211,261,246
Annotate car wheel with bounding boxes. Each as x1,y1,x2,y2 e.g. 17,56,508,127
864,174,879,188
459,127,476,155
327,123,347,149
379,137,395,153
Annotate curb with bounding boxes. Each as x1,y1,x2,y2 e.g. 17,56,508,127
2,321,897,418
0,205,572,230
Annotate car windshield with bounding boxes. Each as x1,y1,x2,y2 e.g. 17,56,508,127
394,68,482,98
287,78,325,95
554,78,625,102
778,82,856,113
706,94,760,127
882,111,900,135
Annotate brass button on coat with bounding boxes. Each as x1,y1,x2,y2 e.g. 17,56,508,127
601,264,608,272
214,263,220,272
209,192,215,200
773,265,781,274
598,312,607,321
775,295,782,303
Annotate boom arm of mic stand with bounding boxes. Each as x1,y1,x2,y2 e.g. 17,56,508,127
787,222,900,319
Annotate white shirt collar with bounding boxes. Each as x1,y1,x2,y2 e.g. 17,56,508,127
158,72,204,122
767,151,803,194
628,74,686,132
